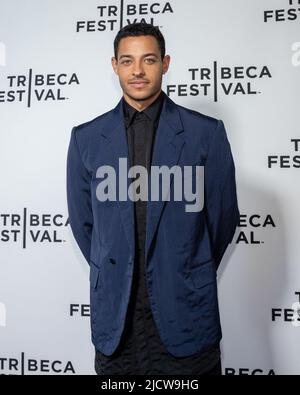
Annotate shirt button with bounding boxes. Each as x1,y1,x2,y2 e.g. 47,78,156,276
135,111,147,121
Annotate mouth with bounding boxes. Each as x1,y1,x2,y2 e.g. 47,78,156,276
129,81,149,89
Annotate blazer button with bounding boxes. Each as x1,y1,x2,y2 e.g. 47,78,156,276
110,258,116,265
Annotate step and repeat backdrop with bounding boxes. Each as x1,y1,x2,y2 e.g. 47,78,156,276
0,0,299,375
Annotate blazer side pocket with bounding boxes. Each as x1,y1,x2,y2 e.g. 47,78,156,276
188,259,216,289
89,260,100,290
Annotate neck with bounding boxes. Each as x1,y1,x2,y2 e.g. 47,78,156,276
123,89,162,112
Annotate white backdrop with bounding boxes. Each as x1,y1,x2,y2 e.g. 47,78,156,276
0,0,300,375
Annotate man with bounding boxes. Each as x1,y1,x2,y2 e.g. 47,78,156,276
66,22,239,375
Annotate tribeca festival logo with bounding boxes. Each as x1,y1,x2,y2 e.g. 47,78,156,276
0,69,80,107
233,213,276,245
225,367,275,375
0,302,6,327
166,63,272,102
264,0,300,22
272,291,300,327
70,304,90,317
75,1,174,32
0,352,75,375
268,139,300,168
95,158,204,213
0,209,69,248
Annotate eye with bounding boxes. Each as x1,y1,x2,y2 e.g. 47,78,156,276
121,59,132,65
145,58,156,64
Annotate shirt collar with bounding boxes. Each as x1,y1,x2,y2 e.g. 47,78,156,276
122,90,165,128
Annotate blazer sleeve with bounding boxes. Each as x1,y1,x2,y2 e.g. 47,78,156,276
66,126,93,264
204,119,239,270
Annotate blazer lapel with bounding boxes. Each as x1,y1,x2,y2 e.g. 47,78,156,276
100,99,135,259
145,94,185,261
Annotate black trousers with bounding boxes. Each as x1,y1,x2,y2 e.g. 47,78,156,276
203,359,222,375
95,351,222,375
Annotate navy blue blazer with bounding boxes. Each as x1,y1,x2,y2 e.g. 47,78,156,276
66,91,239,357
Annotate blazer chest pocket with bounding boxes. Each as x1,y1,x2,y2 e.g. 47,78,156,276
188,259,216,289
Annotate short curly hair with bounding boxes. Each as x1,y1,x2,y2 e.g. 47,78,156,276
113,22,166,60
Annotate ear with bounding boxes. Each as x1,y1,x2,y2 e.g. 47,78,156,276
111,56,118,75
162,55,171,74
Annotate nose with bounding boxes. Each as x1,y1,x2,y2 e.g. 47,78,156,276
132,60,145,78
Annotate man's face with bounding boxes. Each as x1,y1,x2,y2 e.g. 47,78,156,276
111,35,170,103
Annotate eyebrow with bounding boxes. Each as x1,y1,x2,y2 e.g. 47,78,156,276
119,53,159,60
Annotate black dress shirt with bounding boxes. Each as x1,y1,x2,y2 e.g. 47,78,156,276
94,90,221,374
